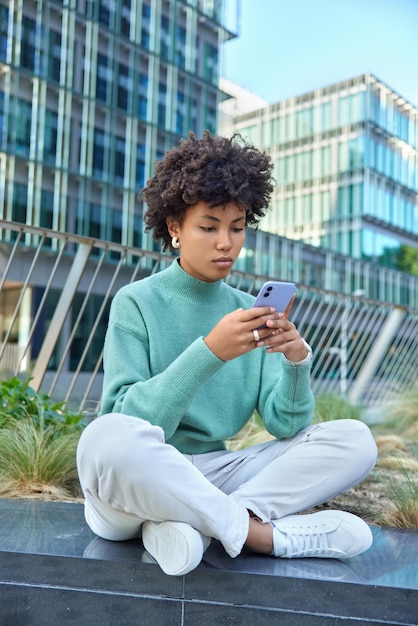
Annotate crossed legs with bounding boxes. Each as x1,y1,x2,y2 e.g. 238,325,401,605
77,413,377,560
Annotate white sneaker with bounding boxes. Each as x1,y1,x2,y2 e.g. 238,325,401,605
142,520,210,576
271,511,373,559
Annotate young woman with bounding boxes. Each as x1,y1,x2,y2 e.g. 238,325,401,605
77,132,377,576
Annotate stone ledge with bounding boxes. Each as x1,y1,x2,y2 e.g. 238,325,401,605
0,498,417,625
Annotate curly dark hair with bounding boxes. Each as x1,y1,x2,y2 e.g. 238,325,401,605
141,131,275,251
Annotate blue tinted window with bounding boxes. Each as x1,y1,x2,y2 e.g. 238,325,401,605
339,96,349,127
141,4,150,48
285,155,295,184
0,5,8,61
138,72,148,120
176,25,186,67
12,183,28,223
348,136,363,169
175,91,185,134
339,140,348,172
48,30,61,82
136,144,145,188
206,105,216,134
350,91,365,124
352,183,363,216
160,15,170,60
93,129,106,176
203,42,217,83
112,209,122,243
40,189,54,229
0,91,4,146
121,0,131,36
21,17,36,70
99,0,112,27
132,212,143,249
158,83,166,127
321,146,331,176
321,190,331,220
89,203,102,238
370,92,378,125
285,112,295,141
44,109,58,164
114,137,125,184
12,99,32,155
321,101,332,132
118,64,130,110
96,54,109,102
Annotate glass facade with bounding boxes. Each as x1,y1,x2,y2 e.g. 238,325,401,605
0,0,237,251
228,74,418,279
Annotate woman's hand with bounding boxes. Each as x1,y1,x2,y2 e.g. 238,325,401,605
204,298,308,363
204,306,279,361
261,296,308,362
262,319,308,361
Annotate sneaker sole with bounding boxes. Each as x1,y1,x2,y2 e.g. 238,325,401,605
142,521,204,576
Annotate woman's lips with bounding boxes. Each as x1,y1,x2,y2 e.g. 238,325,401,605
215,256,232,265
214,257,233,268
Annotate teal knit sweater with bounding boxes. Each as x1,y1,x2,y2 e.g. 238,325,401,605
100,259,314,454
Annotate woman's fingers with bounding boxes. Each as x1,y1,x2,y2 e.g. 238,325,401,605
204,306,306,362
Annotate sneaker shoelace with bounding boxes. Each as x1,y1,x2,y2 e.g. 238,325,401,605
286,522,333,558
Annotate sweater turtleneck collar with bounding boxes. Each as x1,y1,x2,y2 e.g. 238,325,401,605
159,258,225,304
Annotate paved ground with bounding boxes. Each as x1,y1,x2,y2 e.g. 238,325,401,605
0,499,416,624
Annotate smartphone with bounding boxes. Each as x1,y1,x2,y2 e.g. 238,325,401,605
252,281,297,312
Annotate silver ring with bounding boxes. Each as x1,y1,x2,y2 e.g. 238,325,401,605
252,329,260,342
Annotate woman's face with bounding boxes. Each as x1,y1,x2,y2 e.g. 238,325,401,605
167,201,246,282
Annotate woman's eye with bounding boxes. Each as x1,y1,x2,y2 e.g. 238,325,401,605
201,226,215,232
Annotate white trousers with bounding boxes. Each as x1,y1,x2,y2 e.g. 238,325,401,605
76,414,377,558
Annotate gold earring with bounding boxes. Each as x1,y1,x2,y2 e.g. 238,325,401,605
172,236,180,249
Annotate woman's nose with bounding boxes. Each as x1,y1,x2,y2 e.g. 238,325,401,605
216,232,232,249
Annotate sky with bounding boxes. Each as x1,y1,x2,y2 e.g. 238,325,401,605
222,0,418,107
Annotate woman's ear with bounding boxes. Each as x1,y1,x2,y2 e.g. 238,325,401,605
166,218,180,238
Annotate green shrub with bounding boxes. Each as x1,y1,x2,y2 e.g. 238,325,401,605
0,377,83,498
0,418,79,490
0,377,83,430
380,384,418,440
313,393,361,423
382,463,418,528
228,394,363,451
227,411,273,451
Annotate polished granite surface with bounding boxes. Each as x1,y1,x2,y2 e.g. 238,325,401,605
0,498,417,591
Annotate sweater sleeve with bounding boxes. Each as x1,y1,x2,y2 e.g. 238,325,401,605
99,293,225,440
257,354,314,440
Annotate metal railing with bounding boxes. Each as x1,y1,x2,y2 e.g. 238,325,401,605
0,220,417,416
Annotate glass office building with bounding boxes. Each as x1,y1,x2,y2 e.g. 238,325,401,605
0,0,237,250
223,74,418,277
0,6,417,392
